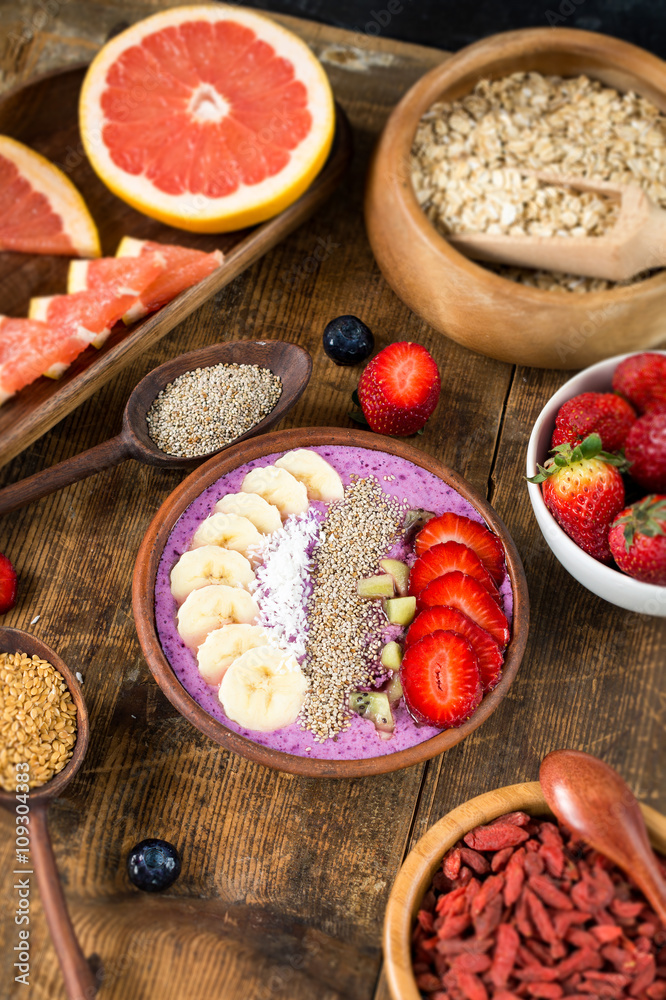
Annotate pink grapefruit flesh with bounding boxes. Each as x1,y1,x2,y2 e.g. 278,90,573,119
79,6,335,232
115,237,223,321
0,136,100,257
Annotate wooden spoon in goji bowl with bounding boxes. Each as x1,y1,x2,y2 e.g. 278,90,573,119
540,748,666,925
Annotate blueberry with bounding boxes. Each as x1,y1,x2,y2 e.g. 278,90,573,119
127,839,181,892
322,315,374,366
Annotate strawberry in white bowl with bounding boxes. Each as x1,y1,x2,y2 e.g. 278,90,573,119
526,351,666,616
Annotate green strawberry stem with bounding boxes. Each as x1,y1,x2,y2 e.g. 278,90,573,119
527,433,631,484
614,495,666,552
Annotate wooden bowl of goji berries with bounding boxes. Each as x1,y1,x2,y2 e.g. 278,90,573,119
383,781,666,1000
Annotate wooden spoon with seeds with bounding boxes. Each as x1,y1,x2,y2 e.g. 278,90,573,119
0,340,311,517
448,172,666,282
0,627,97,999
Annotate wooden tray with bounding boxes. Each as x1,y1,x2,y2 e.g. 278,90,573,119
0,65,352,471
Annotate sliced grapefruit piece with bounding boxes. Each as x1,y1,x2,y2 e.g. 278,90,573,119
0,135,100,257
0,315,93,402
67,251,166,324
114,237,223,322
29,281,151,373
79,6,335,232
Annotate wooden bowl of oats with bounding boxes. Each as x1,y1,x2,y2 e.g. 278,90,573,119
365,27,666,370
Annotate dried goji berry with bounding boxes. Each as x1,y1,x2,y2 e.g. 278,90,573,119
629,952,657,995
451,953,491,974
464,824,530,852
418,909,436,933
455,970,488,1000
490,923,520,989
442,848,462,880
471,873,505,917
492,846,516,872
504,858,525,907
525,888,559,944
539,843,565,879
525,982,563,998
528,874,574,910
459,847,490,874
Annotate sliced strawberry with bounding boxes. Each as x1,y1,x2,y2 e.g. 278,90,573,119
400,629,482,728
357,341,441,436
405,606,504,692
409,541,500,600
0,553,18,614
416,572,510,648
415,512,505,584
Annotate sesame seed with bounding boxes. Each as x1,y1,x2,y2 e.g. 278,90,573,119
298,477,402,742
146,363,282,458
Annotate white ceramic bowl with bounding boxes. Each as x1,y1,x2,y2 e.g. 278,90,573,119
526,351,666,616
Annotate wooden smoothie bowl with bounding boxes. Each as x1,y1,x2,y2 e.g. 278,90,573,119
132,426,529,779
383,781,666,1000
364,27,666,370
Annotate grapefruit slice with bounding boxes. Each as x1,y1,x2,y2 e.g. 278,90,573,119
0,136,100,257
29,279,155,373
79,6,335,232
0,315,95,402
114,237,223,322
67,251,167,323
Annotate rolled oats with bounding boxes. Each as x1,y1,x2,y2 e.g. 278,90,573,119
410,72,666,291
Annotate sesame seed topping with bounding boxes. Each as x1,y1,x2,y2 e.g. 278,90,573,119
298,477,402,741
146,363,282,458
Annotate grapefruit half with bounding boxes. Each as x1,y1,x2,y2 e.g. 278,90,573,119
79,6,335,232
0,136,100,257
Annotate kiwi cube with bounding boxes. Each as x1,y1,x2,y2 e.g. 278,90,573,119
380,641,403,672
379,558,410,597
357,574,395,599
384,596,417,626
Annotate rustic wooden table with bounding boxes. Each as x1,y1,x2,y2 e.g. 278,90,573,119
1,4,664,999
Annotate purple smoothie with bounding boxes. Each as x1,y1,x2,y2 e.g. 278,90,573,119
155,445,513,760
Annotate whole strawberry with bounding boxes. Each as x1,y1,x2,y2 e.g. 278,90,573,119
609,495,666,585
0,553,18,614
551,391,636,451
357,342,440,436
612,352,666,415
624,411,666,492
528,433,629,563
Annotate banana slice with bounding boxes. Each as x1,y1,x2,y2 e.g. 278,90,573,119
240,466,309,519
197,624,273,686
190,512,263,559
170,546,255,605
274,449,344,502
177,584,259,650
214,492,282,534
219,645,308,732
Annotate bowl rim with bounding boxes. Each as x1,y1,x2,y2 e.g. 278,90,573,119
0,627,89,807
526,349,666,603
383,779,666,1000
132,426,529,779
381,25,666,305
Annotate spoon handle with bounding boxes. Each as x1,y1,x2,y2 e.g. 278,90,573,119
0,434,130,516
31,802,99,999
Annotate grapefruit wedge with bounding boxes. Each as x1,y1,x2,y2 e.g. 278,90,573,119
114,237,223,322
0,315,97,402
67,250,167,323
0,136,100,257
79,5,335,232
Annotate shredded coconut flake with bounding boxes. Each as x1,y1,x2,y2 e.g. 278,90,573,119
251,510,321,657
